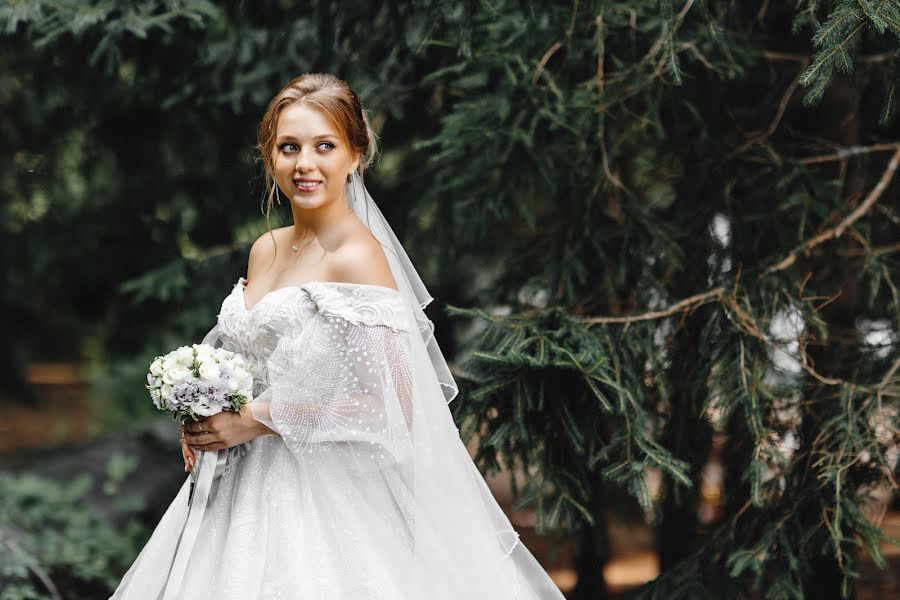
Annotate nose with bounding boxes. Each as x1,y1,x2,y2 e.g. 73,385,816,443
294,147,315,173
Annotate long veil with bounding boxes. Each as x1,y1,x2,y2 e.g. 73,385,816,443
347,170,457,401
345,170,565,598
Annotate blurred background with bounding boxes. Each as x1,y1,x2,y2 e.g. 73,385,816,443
1,1,898,598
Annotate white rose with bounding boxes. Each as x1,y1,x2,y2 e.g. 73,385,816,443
160,384,174,409
171,346,195,368
149,358,164,376
194,344,215,364
163,364,191,385
198,362,221,381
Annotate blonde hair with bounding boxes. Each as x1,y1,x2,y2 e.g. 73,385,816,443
256,73,379,243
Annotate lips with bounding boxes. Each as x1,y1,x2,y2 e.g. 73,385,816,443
293,179,321,192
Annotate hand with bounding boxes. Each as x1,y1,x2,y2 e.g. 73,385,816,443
180,408,265,454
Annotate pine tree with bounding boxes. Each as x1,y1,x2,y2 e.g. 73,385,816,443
421,2,899,598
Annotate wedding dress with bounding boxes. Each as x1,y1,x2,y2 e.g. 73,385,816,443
110,173,566,600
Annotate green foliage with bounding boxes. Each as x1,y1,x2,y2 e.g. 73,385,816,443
450,305,692,527
794,0,899,121
2,0,898,597
0,459,148,599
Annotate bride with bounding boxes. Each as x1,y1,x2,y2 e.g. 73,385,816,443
110,73,565,599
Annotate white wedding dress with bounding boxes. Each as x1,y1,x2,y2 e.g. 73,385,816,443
110,277,566,599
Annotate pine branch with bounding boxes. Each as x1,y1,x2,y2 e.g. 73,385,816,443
581,284,895,394
761,50,893,63
798,142,900,164
763,145,900,276
583,287,725,325
532,40,562,85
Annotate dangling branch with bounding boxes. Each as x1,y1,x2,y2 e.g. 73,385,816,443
798,143,900,165
532,41,562,85
584,287,724,325
762,145,900,277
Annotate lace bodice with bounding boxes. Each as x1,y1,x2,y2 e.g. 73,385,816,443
216,277,413,397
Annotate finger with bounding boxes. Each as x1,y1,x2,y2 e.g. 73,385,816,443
183,432,215,444
190,441,224,452
185,422,215,435
182,442,195,462
180,439,195,470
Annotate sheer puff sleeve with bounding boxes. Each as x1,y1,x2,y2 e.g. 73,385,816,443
247,282,416,469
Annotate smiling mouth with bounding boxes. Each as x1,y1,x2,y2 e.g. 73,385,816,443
293,180,321,191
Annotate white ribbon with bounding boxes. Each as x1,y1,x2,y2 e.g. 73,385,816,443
160,448,228,600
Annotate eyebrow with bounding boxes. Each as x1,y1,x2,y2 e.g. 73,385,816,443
275,134,338,142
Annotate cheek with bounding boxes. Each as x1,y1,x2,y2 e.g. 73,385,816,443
272,153,290,172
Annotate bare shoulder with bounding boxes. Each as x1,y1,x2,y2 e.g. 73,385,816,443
247,227,288,280
329,228,398,291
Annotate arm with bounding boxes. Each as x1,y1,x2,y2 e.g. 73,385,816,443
247,297,416,464
251,311,414,438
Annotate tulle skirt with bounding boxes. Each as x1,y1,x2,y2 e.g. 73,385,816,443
110,434,562,599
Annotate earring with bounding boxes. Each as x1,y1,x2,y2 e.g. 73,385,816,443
275,186,282,206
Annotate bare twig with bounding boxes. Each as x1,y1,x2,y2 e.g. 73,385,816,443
596,13,605,93
720,294,846,386
798,143,900,165
679,41,714,71
836,241,900,257
756,0,770,24
763,145,900,276
532,41,562,85
876,203,900,226
593,13,627,192
584,287,724,325
877,356,900,390
732,56,810,157
768,58,809,136
578,269,891,391
761,50,893,64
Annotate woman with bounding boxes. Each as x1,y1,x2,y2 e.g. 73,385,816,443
111,73,565,599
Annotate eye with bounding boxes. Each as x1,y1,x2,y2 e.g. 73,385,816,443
317,142,335,151
279,143,298,153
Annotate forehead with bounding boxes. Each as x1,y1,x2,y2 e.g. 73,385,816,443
275,103,341,140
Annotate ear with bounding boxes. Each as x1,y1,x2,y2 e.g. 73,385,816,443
351,152,361,174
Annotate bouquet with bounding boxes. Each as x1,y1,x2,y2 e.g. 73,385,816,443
146,343,253,421
145,343,253,501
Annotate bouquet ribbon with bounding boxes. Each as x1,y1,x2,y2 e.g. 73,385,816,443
160,448,229,600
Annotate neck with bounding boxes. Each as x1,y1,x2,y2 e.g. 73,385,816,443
287,189,354,245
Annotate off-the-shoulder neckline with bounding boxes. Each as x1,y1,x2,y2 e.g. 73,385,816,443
236,276,401,312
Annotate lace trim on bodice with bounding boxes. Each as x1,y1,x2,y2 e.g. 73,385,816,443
302,281,414,333
234,277,414,333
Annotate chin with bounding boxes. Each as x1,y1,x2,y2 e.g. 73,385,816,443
289,192,336,210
